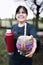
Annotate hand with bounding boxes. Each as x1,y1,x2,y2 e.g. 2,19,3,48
25,36,37,58
25,52,33,58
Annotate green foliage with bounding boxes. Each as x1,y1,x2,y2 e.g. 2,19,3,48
0,29,8,65
39,18,43,23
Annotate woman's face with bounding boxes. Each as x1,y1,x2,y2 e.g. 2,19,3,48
16,8,27,23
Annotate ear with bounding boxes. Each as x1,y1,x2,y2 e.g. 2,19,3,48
26,14,28,19
15,14,17,20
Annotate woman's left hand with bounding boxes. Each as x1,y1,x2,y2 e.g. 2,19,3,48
25,36,37,58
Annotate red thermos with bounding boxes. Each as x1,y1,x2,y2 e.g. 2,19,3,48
5,29,14,55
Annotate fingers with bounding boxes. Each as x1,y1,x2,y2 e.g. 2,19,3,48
25,53,33,58
25,37,37,58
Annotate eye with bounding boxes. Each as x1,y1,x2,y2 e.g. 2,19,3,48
17,11,26,14
22,11,26,14
17,12,20,14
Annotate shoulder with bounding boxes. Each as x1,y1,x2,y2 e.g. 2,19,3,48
11,23,18,29
27,22,35,29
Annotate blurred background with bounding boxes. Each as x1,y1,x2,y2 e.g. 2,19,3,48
0,0,43,65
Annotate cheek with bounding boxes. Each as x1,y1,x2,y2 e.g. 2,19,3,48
24,13,27,17
16,14,27,19
24,15,27,19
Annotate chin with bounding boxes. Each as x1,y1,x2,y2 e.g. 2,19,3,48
18,20,25,23
20,21,24,23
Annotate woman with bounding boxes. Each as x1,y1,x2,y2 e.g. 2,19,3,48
9,5,40,65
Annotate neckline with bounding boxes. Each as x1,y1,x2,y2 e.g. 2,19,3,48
17,24,25,28
17,22,27,28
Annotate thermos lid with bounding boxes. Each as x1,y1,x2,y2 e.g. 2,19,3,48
6,29,11,33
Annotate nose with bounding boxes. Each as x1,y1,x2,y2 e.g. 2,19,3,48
19,12,23,15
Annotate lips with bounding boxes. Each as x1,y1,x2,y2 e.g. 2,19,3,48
18,16,24,19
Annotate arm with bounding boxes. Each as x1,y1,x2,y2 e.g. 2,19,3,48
29,24,41,53
25,24,40,58
25,35,37,58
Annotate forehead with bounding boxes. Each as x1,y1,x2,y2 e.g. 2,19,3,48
18,8,26,12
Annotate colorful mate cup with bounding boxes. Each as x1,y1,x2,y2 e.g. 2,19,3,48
16,36,33,55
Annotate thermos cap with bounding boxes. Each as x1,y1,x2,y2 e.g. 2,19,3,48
6,29,11,33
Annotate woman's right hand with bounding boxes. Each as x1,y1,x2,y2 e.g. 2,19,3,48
25,35,37,58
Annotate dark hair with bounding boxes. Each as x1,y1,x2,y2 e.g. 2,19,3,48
16,5,28,15
15,5,28,20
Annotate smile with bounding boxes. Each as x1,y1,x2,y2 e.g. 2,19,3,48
18,16,24,19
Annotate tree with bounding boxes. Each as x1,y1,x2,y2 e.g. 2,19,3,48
25,0,43,31
9,19,12,26
39,17,43,23
14,0,43,30
0,18,2,27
